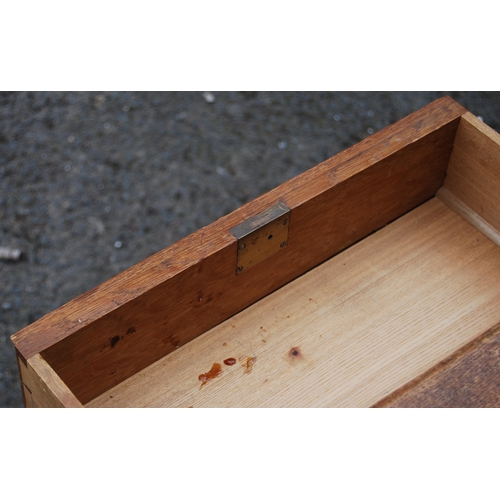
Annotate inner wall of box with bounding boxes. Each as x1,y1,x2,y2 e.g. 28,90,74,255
86,197,500,407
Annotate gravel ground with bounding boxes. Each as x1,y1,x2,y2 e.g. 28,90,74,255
1,91,499,407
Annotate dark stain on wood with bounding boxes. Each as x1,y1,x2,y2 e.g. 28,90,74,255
242,356,256,374
164,334,181,350
110,335,120,348
223,358,236,366
198,362,223,387
196,291,218,305
284,346,304,366
126,327,136,335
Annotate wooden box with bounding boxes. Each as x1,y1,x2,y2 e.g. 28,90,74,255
11,97,500,408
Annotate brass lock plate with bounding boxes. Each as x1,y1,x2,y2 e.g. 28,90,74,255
230,201,290,275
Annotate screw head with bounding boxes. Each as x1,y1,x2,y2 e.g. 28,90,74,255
236,266,243,274
239,243,246,250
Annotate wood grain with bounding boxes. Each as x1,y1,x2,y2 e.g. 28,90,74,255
87,198,500,408
11,97,466,404
18,353,83,408
437,187,500,247
373,322,500,408
443,112,500,232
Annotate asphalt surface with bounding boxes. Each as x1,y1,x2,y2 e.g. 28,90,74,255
1,91,499,407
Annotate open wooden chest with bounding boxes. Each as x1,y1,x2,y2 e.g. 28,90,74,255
11,96,500,408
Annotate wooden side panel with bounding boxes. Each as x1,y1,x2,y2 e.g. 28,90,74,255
373,322,500,408
443,112,500,232
11,97,466,404
437,187,500,247
17,352,83,408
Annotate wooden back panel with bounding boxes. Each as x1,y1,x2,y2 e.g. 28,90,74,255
11,97,465,404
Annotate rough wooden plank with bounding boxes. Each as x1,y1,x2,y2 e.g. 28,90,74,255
11,97,466,404
443,112,500,232
373,322,500,408
87,199,500,408
17,353,83,408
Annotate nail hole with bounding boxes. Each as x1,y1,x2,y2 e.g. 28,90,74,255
268,234,273,240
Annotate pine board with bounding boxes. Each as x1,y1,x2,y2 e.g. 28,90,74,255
444,112,500,233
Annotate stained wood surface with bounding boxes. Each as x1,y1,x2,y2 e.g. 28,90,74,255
443,112,500,232
11,97,466,404
373,322,500,408
87,198,500,408
18,353,83,408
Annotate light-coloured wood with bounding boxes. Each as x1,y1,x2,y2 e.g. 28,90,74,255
443,112,500,233
18,353,83,408
11,96,465,404
374,321,500,407
87,198,500,407
437,187,500,247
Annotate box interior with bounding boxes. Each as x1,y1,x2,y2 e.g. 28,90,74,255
13,100,500,407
